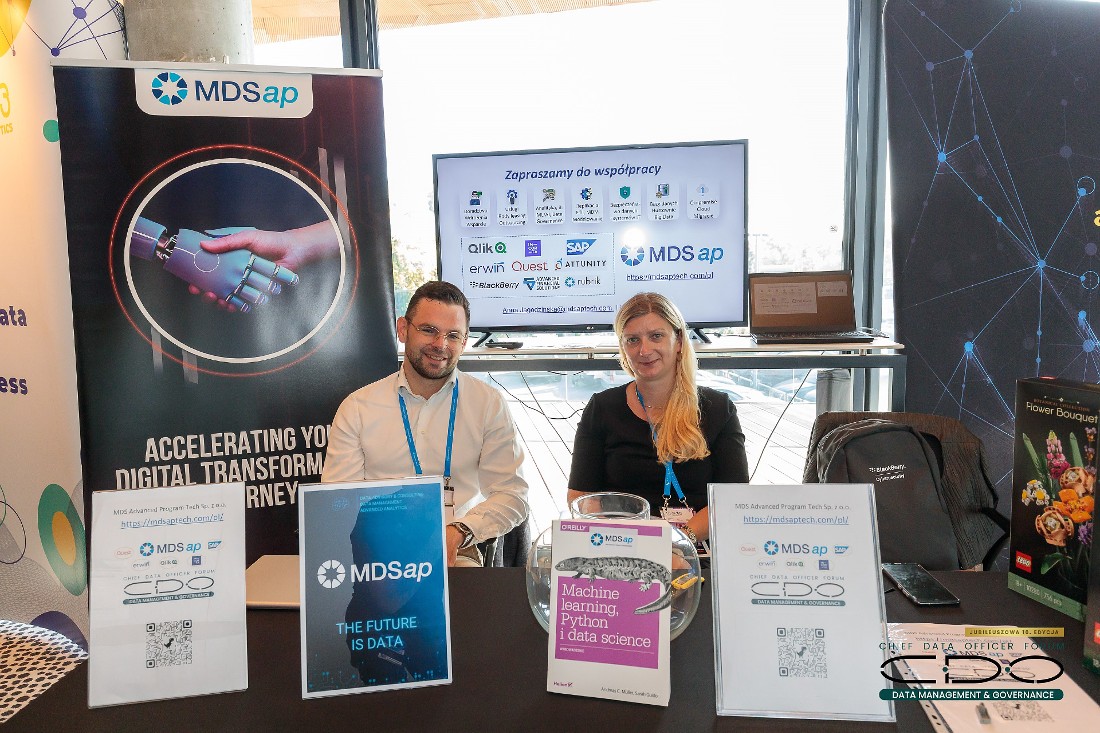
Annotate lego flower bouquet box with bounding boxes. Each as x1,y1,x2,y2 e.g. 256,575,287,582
1010,378,1098,620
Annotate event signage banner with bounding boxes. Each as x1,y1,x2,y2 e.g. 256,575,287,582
298,477,451,697
547,518,671,706
0,0,125,647
88,482,247,707
708,484,894,722
51,60,397,564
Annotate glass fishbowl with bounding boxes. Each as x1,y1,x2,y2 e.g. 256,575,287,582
525,492,703,639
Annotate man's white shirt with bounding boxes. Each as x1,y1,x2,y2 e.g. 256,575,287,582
321,367,530,542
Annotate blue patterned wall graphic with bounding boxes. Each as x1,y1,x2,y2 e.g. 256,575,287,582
886,0,1100,504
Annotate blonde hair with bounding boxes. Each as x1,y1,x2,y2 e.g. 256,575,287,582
614,293,709,463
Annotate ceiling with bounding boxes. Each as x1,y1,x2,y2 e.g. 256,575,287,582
251,0,654,42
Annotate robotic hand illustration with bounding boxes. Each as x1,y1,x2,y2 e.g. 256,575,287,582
130,217,299,313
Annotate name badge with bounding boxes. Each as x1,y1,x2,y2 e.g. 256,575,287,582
660,506,694,525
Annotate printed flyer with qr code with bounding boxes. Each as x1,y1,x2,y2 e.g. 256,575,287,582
707,483,894,721
88,482,247,707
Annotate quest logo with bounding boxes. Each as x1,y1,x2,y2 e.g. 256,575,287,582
135,68,316,118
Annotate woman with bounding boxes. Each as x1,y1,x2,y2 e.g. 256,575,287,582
567,292,749,543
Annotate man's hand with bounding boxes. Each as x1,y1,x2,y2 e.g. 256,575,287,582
445,524,463,568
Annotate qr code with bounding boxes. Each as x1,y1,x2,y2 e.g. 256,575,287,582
989,701,1053,722
776,627,826,678
145,620,193,668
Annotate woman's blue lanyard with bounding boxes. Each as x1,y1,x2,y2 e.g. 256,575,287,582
635,384,689,508
398,379,459,490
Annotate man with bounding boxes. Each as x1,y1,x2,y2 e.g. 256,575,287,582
322,280,529,567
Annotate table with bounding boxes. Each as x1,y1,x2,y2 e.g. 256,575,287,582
457,335,907,411
6,570,1096,731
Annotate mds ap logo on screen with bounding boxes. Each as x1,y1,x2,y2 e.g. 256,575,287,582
135,67,315,118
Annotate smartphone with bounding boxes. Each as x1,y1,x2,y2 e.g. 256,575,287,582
881,563,960,606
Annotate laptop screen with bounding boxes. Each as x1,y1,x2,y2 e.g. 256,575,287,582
749,271,858,333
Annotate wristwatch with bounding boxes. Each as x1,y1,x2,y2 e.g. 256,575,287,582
450,521,477,550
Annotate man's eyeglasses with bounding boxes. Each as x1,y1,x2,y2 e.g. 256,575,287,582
411,323,467,345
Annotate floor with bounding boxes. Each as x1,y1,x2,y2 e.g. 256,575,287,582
484,374,818,537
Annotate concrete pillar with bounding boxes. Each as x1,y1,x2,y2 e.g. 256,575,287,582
125,0,254,63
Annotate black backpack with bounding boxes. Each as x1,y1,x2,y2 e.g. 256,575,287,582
814,419,960,570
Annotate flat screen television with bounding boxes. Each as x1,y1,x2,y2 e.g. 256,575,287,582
433,140,748,336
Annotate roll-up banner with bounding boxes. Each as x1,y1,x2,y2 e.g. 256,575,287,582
53,60,397,564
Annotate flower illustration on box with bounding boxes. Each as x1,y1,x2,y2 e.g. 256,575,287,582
1021,427,1095,590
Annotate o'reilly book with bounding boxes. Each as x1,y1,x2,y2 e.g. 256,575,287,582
298,478,451,698
547,518,672,706
1010,378,1098,620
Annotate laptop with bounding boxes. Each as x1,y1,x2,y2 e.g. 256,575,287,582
245,554,300,609
749,271,874,345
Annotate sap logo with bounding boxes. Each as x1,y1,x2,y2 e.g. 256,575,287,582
647,245,724,263
1015,551,1033,573
207,540,222,550
194,79,300,108
834,545,849,555
567,238,595,255
468,262,505,274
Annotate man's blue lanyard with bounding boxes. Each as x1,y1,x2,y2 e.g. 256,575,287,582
399,379,459,488
635,385,689,507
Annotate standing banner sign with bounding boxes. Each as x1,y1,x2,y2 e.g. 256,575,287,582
51,60,397,564
88,483,247,707
708,483,894,722
299,478,451,697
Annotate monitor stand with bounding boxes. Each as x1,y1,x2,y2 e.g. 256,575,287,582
472,332,493,347
691,328,713,344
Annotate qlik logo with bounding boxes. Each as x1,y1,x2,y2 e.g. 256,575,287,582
151,71,188,106
139,542,155,557
590,533,604,547
620,244,645,266
764,540,780,556
317,560,346,589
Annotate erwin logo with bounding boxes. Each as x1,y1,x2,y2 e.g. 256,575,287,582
151,71,188,106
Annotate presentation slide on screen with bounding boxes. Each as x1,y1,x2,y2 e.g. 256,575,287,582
435,142,747,330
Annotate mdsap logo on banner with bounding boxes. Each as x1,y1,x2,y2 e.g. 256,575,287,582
135,67,314,118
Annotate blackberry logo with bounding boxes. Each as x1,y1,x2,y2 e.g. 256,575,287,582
151,71,188,106
590,533,604,546
139,542,154,557
620,244,645,266
317,560,346,588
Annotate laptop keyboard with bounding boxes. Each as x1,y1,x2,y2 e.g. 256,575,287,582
753,330,874,344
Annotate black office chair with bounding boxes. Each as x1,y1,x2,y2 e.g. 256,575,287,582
478,517,532,568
